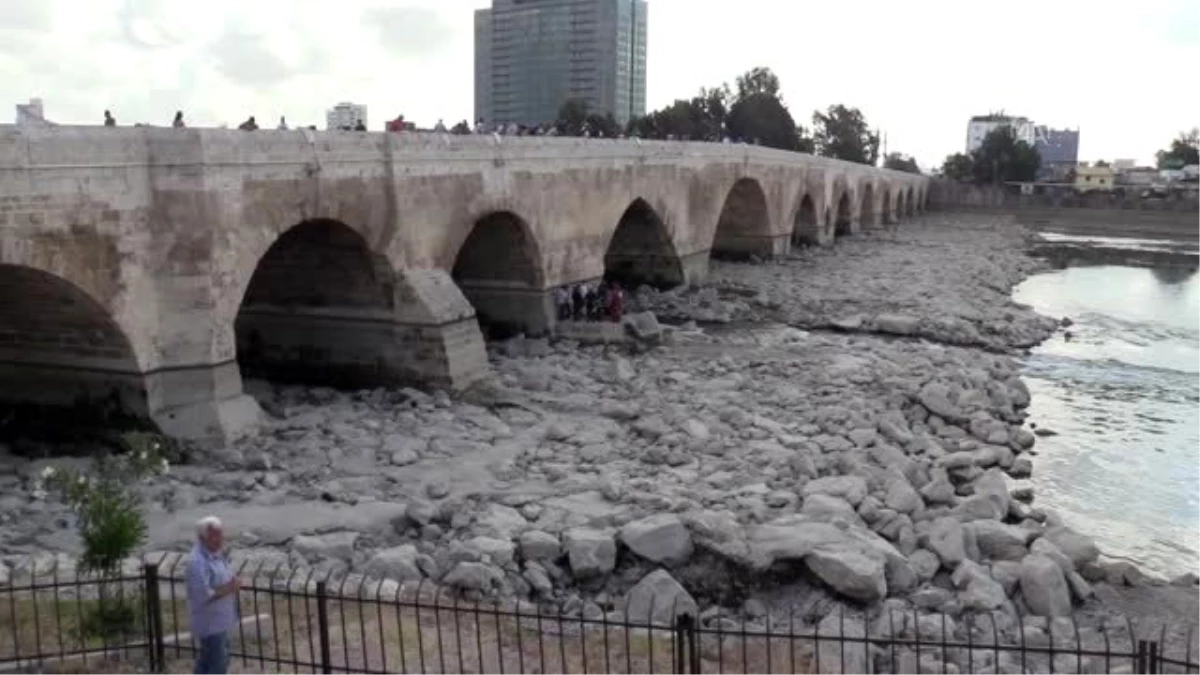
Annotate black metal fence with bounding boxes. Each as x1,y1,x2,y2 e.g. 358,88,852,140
1,554,1197,674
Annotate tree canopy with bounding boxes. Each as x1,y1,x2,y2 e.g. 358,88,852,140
727,92,803,151
941,153,974,181
883,153,921,174
812,105,880,165
1156,129,1199,169
971,125,1040,183
555,99,619,138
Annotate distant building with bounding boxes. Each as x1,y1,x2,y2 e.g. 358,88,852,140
15,98,49,126
966,113,1035,153
1116,166,1159,187
1075,163,1115,192
474,0,648,128
326,102,367,131
1033,126,1078,163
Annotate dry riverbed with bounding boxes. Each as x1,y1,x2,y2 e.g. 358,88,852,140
1,214,1196,672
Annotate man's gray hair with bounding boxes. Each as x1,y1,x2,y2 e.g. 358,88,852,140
196,516,223,539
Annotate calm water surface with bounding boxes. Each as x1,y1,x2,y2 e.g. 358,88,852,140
1013,264,1199,578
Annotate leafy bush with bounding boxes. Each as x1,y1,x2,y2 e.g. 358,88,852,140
36,431,169,637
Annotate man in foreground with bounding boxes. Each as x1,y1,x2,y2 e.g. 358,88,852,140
185,516,240,674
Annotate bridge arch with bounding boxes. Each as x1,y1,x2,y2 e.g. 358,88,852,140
792,193,820,246
907,187,916,216
603,198,685,289
712,177,774,259
896,191,907,221
234,218,398,387
881,188,893,225
0,264,149,436
833,190,854,237
451,210,547,338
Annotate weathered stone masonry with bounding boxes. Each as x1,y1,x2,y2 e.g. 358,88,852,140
0,126,927,444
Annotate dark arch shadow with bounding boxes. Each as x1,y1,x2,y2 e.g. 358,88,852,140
881,189,892,224
236,218,396,387
907,188,916,216
452,210,546,338
897,192,907,221
713,177,773,260
792,194,819,246
0,264,148,444
604,198,685,289
860,183,877,229
834,192,853,236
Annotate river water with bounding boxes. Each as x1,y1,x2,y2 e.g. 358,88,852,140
1013,263,1199,579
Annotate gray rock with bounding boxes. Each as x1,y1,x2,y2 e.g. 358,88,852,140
291,531,358,561
363,545,423,581
624,569,697,626
800,494,860,524
519,530,561,561
523,562,553,596
926,517,965,567
443,561,503,591
467,537,516,566
952,560,1008,611
884,475,923,514
874,313,921,336
968,520,1031,561
474,504,528,539
919,382,965,423
1020,554,1073,617
806,542,888,602
1008,457,1032,478
619,514,693,565
563,528,616,578
919,470,956,504
910,549,940,581
1042,526,1099,567
816,613,868,674
802,475,868,506
623,312,663,342
971,469,1011,517
911,587,954,611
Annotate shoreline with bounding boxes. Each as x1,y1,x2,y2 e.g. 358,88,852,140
0,213,1195,668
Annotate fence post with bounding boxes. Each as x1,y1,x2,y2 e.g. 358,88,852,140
316,580,333,675
1136,640,1149,674
673,613,699,674
1148,640,1160,674
143,563,165,673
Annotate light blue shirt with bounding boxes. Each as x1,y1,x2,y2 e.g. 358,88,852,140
185,543,238,638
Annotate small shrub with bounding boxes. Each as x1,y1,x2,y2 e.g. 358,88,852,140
36,431,169,638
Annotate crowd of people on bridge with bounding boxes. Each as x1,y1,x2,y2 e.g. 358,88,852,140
554,281,625,323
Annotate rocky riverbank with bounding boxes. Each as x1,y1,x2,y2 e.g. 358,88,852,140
1,214,1195,668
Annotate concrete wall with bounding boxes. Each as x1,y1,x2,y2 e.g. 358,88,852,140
0,125,927,444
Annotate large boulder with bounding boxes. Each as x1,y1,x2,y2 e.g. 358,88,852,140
363,545,423,581
873,313,921,336
970,468,1011,517
619,514,693,565
968,520,1032,561
800,494,860,524
623,312,663,342
291,531,358,561
806,542,888,602
563,528,616,579
951,560,1007,611
623,569,697,626
1019,554,1073,617
918,470,956,505
816,613,869,675
801,475,869,507
518,530,562,561
1042,526,1099,567
925,517,965,567
883,475,923,514
443,561,503,592
918,382,965,423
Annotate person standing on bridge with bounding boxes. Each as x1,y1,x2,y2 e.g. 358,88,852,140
172,111,186,128
238,116,258,131
277,116,289,130
186,516,240,674
104,110,116,126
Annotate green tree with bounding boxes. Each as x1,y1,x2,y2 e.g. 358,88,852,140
812,104,880,165
884,153,921,173
727,92,802,151
555,99,591,136
1094,159,1110,168
735,66,781,100
450,120,470,135
941,153,974,181
971,124,1041,183
1156,128,1200,169
585,112,620,138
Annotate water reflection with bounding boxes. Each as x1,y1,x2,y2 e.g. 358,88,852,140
1014,265,1200,579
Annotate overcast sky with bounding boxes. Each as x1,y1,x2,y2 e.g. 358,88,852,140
2,0,1197,168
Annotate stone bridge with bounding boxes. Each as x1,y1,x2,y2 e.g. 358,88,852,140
0,126,928,444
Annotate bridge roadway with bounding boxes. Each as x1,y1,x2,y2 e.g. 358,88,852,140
0,126,928,443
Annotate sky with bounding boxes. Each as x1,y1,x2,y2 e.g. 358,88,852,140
1,0,1197,169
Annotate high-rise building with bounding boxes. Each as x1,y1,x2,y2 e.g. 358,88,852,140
326,102,368,131
1033,126,1080,166
966,114,1035,153
474,0,648,128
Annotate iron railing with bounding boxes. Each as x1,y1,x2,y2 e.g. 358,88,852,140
1,553,1196,674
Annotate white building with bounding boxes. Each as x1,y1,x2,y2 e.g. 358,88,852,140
325,102,367,131
965,114,1035,153
15,98,49,126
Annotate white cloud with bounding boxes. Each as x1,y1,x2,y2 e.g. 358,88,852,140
1,0,1195,166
